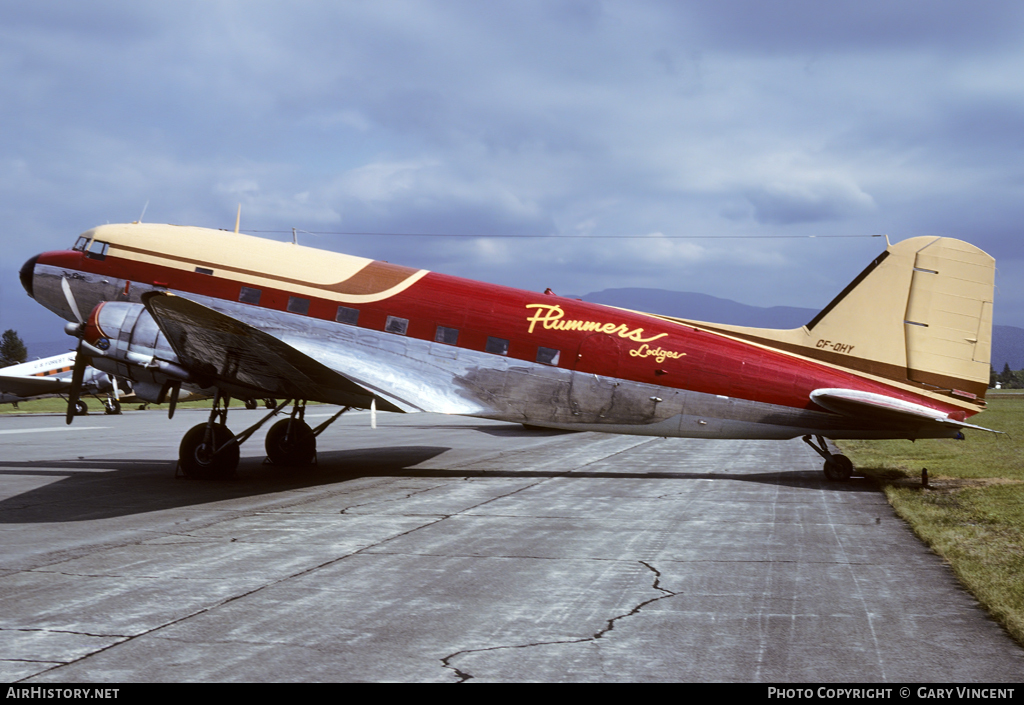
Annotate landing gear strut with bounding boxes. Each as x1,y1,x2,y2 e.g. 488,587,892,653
802,434,854,482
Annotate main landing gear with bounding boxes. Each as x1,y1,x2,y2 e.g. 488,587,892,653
802,434,855,482
177,391,351,480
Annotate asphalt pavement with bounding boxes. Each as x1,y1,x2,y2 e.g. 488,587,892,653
1,407,1021,682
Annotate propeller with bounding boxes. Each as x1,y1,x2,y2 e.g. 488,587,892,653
61,276,84,327
65,351,89,425
61,277,101,425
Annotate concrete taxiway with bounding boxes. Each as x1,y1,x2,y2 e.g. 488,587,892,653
1,407,1022,683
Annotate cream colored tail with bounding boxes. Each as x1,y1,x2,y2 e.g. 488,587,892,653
673,236,995,402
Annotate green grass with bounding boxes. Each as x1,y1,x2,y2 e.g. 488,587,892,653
838,394,1024,646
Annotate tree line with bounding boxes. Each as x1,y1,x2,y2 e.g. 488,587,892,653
0,329,27,368
992,363,1024,389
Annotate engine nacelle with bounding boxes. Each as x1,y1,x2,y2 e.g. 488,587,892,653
79,301,200,402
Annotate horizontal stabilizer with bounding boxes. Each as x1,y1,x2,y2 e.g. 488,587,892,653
142,292,410,412
810,388,998,434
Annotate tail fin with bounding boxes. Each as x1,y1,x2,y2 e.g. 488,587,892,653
672,236,995,402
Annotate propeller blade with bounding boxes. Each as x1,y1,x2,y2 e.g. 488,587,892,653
61,276,84,324
168,381,181,419
65,347,89,425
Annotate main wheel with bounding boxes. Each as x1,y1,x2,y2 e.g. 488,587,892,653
179,423,240,479
823,455,853,482
265,419,316,467
74,400,88,416
104,399,121,415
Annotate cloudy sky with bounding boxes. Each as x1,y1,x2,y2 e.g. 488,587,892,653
2,1,1023,352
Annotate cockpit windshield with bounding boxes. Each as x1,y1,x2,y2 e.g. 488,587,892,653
72,237,109,260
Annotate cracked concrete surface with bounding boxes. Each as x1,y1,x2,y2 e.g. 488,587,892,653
0,408,1021,682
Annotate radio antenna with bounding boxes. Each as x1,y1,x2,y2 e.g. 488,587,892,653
234,204,241,234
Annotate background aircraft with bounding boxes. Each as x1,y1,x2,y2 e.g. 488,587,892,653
20,223,996,480
0,351,125,413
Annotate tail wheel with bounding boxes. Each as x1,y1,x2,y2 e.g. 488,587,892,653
265,419,316,467
823,454,854,482
179,423,239,480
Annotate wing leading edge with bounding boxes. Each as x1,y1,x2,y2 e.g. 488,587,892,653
142,292,409,412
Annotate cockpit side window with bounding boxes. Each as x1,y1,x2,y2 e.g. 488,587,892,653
84,240,109,260
73,237,89,252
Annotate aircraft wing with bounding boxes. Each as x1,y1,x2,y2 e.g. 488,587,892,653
0,374,68,398
810,388,999,434
142,292,410,412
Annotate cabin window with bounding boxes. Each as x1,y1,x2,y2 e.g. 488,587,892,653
385,316,409,335
335,306,359,325
435,326,459,345
195,267,213,276
239,286,261,305
287,296,310,315
536,347,560,366
486,336,509,356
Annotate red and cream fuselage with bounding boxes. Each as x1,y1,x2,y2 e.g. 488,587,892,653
21,223,992,443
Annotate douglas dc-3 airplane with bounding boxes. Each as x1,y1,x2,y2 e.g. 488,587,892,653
20,222,995,480
0,350,124,413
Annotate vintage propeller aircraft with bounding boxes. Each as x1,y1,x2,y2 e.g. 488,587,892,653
20,222,995,480
0,350,125,414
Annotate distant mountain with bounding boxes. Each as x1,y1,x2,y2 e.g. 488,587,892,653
576,287,1024,371
993,325,1024,372
578,288,814,329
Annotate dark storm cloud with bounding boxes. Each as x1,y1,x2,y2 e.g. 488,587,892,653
2,0,1023,347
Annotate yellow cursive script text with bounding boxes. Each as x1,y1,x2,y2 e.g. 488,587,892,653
525,303,668,343
629,344,686,363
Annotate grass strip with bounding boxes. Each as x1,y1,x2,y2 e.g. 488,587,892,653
838,393,1024,646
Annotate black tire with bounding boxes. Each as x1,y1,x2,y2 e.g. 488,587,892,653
245,398,258,410
104,399,121,415
265,419,316,467
74,400,88,416
179,423,239,480
823,455,853,482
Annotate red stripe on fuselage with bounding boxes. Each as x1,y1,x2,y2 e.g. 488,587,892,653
35,248,970,419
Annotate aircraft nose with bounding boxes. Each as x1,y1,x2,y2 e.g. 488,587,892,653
20,255,39,299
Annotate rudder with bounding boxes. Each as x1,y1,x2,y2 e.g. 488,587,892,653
665,236,995,402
